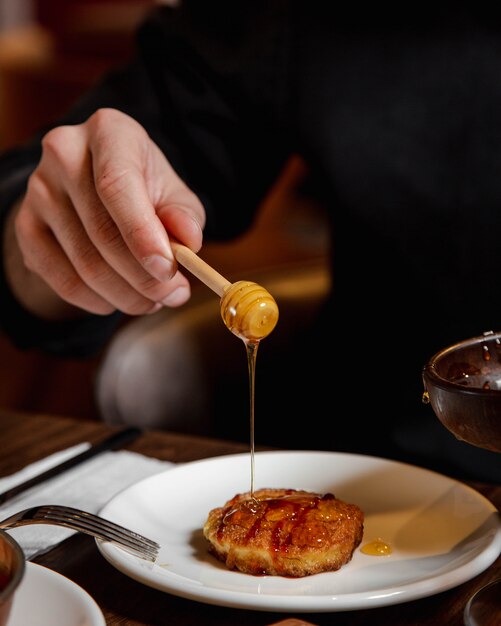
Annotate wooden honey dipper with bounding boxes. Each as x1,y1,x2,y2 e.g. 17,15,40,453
171,242,279,342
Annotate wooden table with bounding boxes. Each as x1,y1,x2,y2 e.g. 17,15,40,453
1,409,500,626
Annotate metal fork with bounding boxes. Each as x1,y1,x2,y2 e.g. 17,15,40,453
0,504,159,562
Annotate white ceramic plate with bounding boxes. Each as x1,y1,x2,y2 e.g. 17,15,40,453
9,562,106,625
97,451,501,613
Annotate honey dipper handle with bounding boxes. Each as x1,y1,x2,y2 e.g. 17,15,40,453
171,241,231,297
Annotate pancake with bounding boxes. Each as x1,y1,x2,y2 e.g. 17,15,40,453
203,487,364,577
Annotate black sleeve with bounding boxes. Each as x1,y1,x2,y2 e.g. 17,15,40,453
134,0,294,239
0,0,293,356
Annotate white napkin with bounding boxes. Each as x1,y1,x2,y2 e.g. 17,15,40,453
0,444,174,559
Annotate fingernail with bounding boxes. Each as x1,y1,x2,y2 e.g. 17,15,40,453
161,285,190,307
146,303,163,314
189,214,203,237
143,255,174,282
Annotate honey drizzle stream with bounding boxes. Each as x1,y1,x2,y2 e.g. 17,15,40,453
245,339,259,497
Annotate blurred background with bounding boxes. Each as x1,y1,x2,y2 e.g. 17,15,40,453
0,0,328,425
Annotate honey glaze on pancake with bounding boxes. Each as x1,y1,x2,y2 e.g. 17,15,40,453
222,490,337,546
203,487,364,577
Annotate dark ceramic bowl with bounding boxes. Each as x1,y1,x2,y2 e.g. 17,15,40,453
0,531,25,626
422,331,501,452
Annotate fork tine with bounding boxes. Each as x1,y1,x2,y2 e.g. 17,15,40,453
38,505,159,550
2,505,159,561
43,514,158,558
40,514,155,555
38,506,160,560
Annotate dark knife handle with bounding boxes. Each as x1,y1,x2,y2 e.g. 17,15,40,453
0,426,142,505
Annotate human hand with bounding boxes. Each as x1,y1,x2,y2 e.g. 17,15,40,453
7,108,205,319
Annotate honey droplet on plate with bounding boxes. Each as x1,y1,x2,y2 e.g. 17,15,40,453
361,538,392,556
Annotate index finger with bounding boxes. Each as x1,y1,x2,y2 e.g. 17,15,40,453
88,109,203,278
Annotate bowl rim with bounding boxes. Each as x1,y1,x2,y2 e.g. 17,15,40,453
423,330,501,395
0,531,25,605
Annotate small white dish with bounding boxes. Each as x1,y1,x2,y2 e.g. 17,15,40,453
97,450,501,613
9,562,105,626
